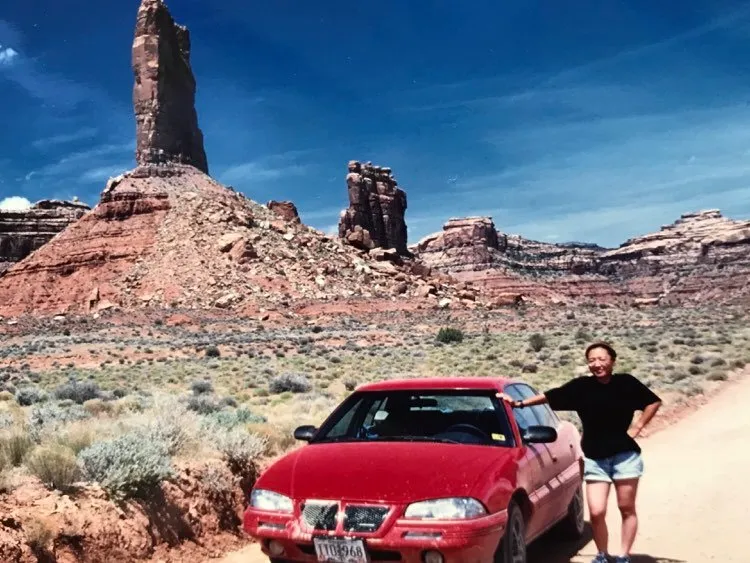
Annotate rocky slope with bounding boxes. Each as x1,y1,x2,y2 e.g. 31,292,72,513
338,161,409,255
133,0,208,173
414,211,750,305
0,165,478,316
0,200,90,276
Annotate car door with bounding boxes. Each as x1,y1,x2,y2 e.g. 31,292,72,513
503,384,557,540
514,384,579,526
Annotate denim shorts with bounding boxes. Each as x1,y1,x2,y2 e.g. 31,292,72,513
583,450,644,482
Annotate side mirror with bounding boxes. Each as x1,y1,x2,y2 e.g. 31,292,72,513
294,425,318,442
521,425,558,444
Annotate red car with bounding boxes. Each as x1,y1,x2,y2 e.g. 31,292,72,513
243,377,585,563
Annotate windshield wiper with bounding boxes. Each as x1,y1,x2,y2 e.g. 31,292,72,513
371,435,461,444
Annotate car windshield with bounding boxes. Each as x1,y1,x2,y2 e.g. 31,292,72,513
312,389,515,447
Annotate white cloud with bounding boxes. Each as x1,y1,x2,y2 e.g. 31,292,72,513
80,163,133,183
220,159,311,185
0,196,31,211
32,127,99,150
0,44,18,66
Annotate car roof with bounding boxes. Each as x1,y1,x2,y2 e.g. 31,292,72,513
356,376,516,392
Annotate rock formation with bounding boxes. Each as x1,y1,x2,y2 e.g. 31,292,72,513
267,200,300,223
338,161,409,255
0,200,90,276
133,0,208,173
413,210,750,305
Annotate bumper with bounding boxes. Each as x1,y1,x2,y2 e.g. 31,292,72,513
244,507,508,563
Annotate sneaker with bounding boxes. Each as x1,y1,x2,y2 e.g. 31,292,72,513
591,554,610,563
614,557,631,563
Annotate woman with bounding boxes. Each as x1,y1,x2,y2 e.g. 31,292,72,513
498,341,662,563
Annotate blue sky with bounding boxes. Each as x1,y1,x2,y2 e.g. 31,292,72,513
2,0,750,247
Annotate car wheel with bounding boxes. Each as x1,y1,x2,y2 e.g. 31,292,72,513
558,484,586,539
495,500,526,563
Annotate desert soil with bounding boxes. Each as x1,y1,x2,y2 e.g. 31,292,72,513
215,371,750,563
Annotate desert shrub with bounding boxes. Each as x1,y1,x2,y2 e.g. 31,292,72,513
24,517,54,554
25,444,79,491
204,407,266,429
55,423,96,455
269,373,312,394
436,327,464,344
219,396,238,408
191,379,214,395
28,403,90,442
247,423,297,457
15,387,46,406
213,427,267,473
343,378,358,392
201,462,237,497
187,395,223,415
0,391,14,402
78,431,175,499
529,333,546,352
83,398,114,417
54,380,101,404
707,371,729,381
574,328,591,343
204,346,221,358
690,355,705,365
522,363,538,374
0,412,14,431
0,429,35,466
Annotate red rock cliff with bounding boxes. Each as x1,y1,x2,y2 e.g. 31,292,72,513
413,211,750,305
133,0,208,173
0,200,90,276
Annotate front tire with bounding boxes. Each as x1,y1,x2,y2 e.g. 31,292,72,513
495,500,526,563
558,484,586,539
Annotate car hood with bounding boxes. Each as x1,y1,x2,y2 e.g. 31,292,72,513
256,441,518,503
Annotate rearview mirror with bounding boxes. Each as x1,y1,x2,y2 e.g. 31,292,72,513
294,425,318,442
521,425,558,444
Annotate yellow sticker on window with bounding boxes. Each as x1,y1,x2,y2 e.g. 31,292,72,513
491,433,506,441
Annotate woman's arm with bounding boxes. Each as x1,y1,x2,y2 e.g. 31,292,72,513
497,392,549,409
628,400,662,438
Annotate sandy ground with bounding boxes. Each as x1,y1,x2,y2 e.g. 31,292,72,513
215,371,750,563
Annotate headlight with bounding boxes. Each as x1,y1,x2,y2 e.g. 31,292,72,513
250,489,293,513
404,498,487,520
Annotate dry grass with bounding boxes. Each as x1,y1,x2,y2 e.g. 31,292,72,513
0,303,748,476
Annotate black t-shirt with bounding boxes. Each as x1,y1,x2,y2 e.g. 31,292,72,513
544,373,661,460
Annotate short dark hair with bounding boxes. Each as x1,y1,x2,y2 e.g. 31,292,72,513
585,341,617,361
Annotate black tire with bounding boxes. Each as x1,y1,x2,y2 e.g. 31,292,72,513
495,500,526,563
557,484,586,539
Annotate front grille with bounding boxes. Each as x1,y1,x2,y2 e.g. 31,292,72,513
301,501,338,530
343,505,390,533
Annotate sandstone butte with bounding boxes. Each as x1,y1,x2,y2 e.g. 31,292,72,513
0,0,474,318
0,200,90,276
338,160,409,256
413,211,750,306
133,0,208,173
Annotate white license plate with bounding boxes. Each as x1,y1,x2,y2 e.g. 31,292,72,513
313,537,368,563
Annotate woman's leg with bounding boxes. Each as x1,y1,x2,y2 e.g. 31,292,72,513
614,478,640,556
611,451,645,557
586,481,612,554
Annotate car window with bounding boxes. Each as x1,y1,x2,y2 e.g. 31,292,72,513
313,390,515,447
512,383,559,428
502,385,538,431
325,397,365,438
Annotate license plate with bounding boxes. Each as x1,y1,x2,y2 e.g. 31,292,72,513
313,537,368,563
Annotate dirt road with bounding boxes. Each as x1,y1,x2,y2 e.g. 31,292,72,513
217,373,750,563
